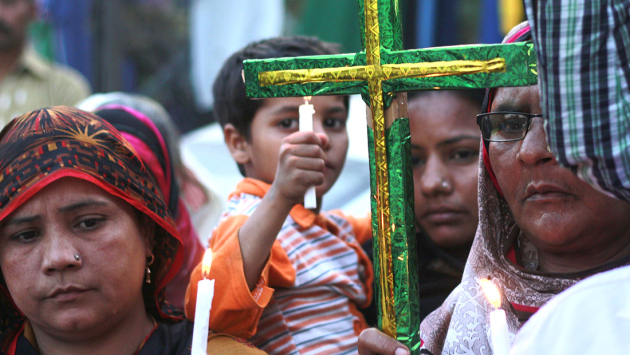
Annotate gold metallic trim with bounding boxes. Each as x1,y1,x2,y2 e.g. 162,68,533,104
258,58,506,86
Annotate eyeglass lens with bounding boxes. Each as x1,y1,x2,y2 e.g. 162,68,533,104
484,113,529,141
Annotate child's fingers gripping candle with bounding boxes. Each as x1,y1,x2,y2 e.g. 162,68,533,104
299,97,317,209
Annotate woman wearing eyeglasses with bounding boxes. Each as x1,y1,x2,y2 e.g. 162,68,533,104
357,21,630,355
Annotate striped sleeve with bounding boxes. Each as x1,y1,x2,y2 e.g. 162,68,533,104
329,210,373,244
524,0,630,201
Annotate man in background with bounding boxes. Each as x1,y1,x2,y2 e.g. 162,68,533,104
0,0,90,126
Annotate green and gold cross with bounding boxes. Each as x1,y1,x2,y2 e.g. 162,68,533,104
243,0,536,352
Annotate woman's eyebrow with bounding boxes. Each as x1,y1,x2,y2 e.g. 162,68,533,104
495,103,528,112
58,200,109,213
437,135,481,147
3,215,40,227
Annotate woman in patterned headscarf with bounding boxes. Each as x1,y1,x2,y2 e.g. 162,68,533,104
358,22,630,355
0,106,265,355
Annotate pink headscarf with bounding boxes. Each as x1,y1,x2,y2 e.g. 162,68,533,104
481,23,532,197
96,105,205,309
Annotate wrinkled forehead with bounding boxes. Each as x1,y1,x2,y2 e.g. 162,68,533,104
491,85,541,113
0,177,130,226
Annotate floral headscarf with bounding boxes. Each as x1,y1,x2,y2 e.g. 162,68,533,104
0,106,184,348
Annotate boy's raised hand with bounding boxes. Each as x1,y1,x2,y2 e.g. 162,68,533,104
238,130,329,291
270,131,329,206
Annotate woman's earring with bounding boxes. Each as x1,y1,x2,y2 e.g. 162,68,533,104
146,254,155,284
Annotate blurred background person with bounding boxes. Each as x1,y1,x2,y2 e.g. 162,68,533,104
77,92,224,245
0,0,90,126
93,105,206,310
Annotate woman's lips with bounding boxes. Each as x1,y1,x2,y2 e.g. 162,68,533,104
524,183,573,202
421,206,467,224
48,286,90,302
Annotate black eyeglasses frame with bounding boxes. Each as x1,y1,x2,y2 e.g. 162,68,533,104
476,111,544,142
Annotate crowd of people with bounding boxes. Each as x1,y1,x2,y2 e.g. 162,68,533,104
0,0,628,354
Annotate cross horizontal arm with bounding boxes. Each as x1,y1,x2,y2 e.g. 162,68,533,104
243,42,537,99
259,58,506,86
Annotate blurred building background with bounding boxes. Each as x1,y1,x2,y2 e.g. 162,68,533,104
30,0,525,133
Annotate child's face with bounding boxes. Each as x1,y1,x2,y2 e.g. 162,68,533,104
244,96,349,196
409,92,480,248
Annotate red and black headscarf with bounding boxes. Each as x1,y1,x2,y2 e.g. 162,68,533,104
0,106,184,347
481,22,533,196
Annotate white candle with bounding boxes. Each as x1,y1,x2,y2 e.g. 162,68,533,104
191,250,215,355
481,279,511,355
299,96,317,209
489,309,510,355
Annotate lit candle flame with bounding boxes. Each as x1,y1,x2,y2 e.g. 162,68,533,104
304,96,312,104
480,278,502,309
202,249,213,279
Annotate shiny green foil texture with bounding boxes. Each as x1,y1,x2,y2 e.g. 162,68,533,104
387,118,420,352
378,0,403,51
243,42,538,100
357,0,403,51
368,122,421,354
357,0,366,50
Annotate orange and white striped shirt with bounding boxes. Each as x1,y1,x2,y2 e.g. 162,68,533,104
185,178,373,355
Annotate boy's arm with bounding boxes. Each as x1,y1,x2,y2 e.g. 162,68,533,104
238,131,328,290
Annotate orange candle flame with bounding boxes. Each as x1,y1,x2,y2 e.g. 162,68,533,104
202,249,213,279
480,279,502,309
304,96,312,104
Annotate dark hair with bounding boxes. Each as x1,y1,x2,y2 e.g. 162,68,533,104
212,36,349,139
408,89,486,112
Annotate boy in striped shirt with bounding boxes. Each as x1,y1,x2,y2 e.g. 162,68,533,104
185,37,373,355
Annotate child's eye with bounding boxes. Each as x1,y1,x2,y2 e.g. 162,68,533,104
278,118,298,129
76,217,105,231
324,118,346,129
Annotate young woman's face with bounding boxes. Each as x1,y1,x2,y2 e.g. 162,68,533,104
489,85,630,259
410,92,481,248
0,178,152,341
